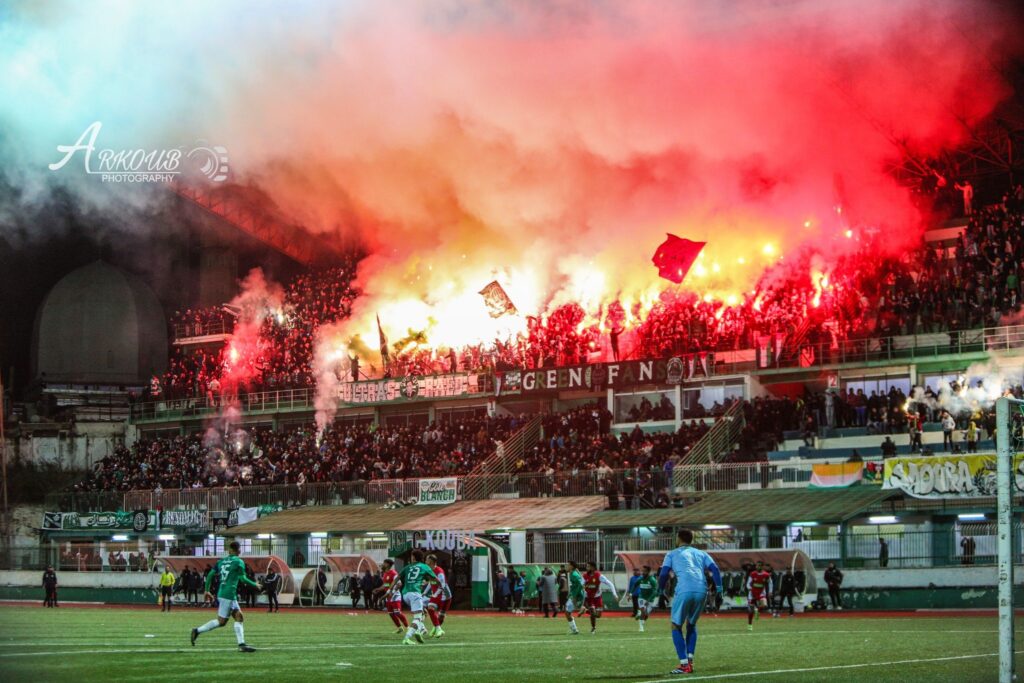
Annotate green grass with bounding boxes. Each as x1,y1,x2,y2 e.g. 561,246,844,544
0,605,1020,682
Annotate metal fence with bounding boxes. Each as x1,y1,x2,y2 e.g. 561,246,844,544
45,458,872,515
525,524,1024,572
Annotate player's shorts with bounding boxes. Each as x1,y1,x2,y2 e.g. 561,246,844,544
565,598,578,613
748,592,768,607
403,592,427,613
584,596,604,611
386,598,402,613
670,590,706,626
428,594,450,611
638,598,654,615
216,597,240,619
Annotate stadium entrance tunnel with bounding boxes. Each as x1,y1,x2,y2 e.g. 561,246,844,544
157,555,295,607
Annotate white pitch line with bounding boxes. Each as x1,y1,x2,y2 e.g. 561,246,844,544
0,628,1003,656
634,649,1024,683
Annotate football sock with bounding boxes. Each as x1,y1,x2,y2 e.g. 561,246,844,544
438,612,446,625
568,617,578,632
427,610,440,627
671,627,688,663
747,609,754,625
399,612,409,627
233,622,245,645
389,613,401,627
197,619,221,633
685,622,697,660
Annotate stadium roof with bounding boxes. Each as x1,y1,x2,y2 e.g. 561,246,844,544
574,487,897,528
232,496,606,534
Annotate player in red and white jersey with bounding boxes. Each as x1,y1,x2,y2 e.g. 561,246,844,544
746,561,773,631
424,554,452,638
581,561,618,634
373,559,408,633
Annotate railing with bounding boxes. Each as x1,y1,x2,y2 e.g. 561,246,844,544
523,524,1024,573
130,388,316,422
172,318,234,340
462,417,542,501
44,459,848,515
127,324,1024,423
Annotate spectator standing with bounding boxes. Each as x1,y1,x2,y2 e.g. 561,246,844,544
360,570,375,610
159,566,175,611
961,535,976,565
878,538,889,568
823,562,843,610
628,568,642,617
495,570,511,611
315,567,327,605
291,548,305,567
263,567,280,612
42,565,58,608
778,567,797,617
941,412,956,452
539,568,559,618
512,571,526,613
348,574,361,608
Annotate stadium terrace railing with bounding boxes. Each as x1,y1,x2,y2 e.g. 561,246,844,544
461,416,543,501
129,324,1024,423
46,459,862,515
172,318,234,340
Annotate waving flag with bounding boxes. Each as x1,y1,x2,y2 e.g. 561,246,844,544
479,280,518,318
652,233,706,284
376,313,390,369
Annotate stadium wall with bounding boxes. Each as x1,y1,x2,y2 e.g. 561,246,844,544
5,428,122,470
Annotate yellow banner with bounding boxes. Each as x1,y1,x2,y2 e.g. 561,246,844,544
882,453,1024,499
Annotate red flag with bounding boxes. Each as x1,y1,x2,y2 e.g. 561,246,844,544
376,314,390,368
652,233,706,284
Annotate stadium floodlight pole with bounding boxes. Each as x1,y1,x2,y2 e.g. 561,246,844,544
0,373,8,554
995,396,1019,683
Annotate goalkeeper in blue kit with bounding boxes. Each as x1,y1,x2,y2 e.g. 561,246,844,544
659,529,722,675
190,541,260,652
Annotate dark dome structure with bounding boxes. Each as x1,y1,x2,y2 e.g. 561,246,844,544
32,261,167,384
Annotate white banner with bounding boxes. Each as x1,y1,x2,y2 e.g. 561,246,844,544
417,478,458,505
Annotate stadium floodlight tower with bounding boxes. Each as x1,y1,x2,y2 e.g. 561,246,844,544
995,396,1022,683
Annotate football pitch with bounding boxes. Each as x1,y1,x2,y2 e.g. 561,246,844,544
0,605,1020,682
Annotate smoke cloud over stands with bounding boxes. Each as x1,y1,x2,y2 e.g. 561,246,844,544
0,1,1018,357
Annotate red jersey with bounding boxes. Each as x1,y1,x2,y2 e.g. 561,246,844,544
747,570,772,597
382,568,400,598
429,565,449,599
583,570,604,599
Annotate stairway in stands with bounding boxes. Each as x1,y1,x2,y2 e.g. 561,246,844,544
461,416,542,501
673,401,746,490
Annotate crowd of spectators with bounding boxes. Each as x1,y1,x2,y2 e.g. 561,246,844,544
73,414,524,492
146,200,1023,404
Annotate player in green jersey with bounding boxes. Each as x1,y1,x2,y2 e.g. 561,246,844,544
562,561,586,635
635,565,659,632
395,549,438,645
190,541,261,652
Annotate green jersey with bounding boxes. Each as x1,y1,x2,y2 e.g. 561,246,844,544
637,575,658,601
398,562,437,596
569,570,585,602
207,554,258,601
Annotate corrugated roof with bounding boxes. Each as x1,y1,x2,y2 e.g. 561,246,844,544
231,504,428,533
232,496,607,534
575,487,896,527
